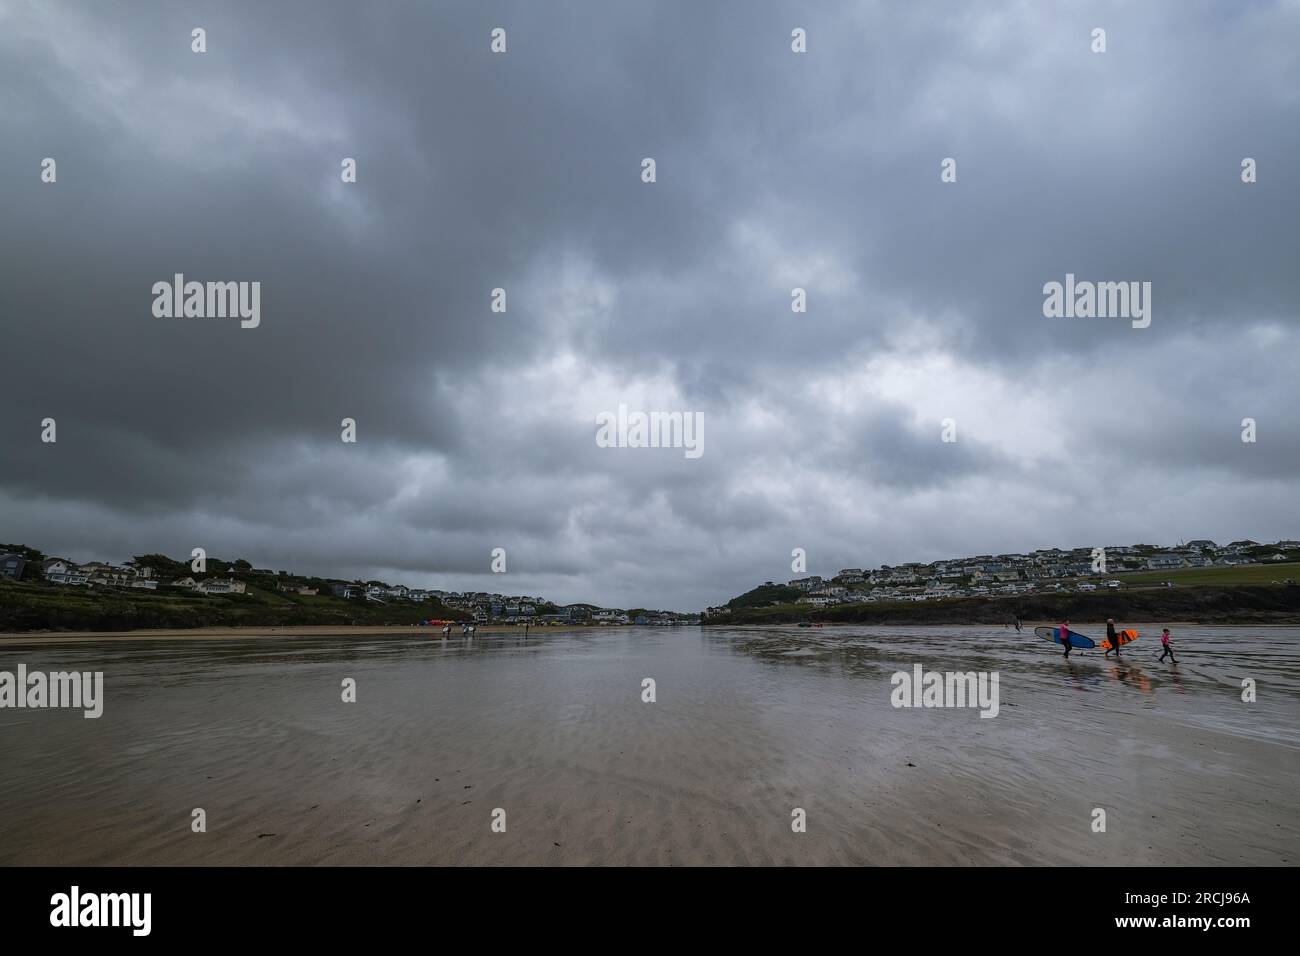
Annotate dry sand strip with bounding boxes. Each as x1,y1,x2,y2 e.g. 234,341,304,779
0,624,548,644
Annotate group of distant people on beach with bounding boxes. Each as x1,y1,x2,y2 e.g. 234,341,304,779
437,621,534,638
1009,615,1178,663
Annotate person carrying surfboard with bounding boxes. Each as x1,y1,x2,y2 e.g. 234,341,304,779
1158,628,1177,663
1104,618,1122,658
1058,619,1072,658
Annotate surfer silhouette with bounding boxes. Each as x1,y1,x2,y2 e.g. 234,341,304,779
1104,618,1122,658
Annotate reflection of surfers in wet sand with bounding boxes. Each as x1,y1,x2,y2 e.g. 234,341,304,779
1108,660,1153,693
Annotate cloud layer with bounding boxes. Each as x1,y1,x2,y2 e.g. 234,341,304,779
2,0,1298,609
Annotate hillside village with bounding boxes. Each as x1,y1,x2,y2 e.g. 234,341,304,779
708,539,1300,614
5,538,1298,631
0,545,699,627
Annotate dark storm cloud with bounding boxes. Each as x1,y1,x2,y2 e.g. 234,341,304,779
1,0,1297,609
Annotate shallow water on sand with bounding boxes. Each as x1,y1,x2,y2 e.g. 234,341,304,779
1,625,1297,865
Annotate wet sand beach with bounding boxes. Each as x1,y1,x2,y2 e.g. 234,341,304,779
1,625,1297,865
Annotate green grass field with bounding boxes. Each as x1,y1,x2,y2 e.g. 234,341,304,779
1110,562,1300,588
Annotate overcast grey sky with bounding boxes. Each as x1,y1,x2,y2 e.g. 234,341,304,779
1,1,1297,610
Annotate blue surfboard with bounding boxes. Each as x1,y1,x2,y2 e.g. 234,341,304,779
1034,626,1096,649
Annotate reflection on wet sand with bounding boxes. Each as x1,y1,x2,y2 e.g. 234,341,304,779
1,625,1297,865
1108,662,1153,694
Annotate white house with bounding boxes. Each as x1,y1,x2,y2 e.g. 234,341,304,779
787,576,824,591
197,578,247,595
276,582,318,595
80,563,136,587
43,560,89,586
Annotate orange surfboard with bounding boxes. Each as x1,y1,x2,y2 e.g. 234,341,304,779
1100,628,1139,651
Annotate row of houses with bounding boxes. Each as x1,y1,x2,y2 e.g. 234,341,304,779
3,557,252,596
318,581,632,625
867,541,1288,585
790,576,1137,608
752,538,1299,609
3,547,685,623
12,561,594,620
326,582,425,602
634,611,696,625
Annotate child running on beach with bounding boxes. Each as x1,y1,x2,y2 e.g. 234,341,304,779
1158,628,1177,663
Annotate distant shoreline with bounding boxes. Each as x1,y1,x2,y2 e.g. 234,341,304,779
5,620,1297,647
0,623,561,644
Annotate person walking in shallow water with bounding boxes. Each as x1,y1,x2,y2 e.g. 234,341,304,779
1058,619,1073,658
1104,618,1122,659
1158,628,1177,663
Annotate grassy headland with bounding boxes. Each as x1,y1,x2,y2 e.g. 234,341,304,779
705,562,1300,626
0,577,469,634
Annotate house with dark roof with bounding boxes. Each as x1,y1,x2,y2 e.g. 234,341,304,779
0,553,27,580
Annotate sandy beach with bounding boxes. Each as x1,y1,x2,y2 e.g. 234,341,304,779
1,624,1297,866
